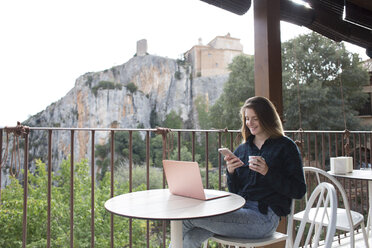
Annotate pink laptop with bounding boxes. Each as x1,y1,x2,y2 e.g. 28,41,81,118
162,160,230,200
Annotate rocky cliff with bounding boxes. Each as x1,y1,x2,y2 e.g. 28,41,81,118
1,55,228,187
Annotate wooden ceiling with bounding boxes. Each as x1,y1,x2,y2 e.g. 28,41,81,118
200,0,372,58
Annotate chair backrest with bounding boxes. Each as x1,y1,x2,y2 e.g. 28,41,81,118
302,166,353,233
293,182,338,248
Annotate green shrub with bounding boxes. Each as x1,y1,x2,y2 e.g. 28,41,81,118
85,75,93,88
91,81,122,96
126,82,138,94
174,71,182,80
115,164,164,189
0,158,151,247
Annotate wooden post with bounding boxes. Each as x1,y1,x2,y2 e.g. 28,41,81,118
254,1,286,247
254,0,283,117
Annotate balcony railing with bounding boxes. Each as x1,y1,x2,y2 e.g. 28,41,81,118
0,126,371,247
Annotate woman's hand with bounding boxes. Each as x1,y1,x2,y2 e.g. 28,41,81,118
225,156,244,174
249,156,268,175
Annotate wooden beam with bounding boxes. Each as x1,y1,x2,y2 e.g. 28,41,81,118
254,2,285,247
254,0,283,116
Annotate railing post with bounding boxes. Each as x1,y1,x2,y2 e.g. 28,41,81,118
70,130,74,248
22,131,29,248
192,131,195,162
0,128,2,201
146,131,150,248
129,130,133,248
47,130,52,248
129,131,133,192
218,132,222,190
155,127,171,248
110,130,115,248
205,132,209,188
177,131,181,160
91,130,95,248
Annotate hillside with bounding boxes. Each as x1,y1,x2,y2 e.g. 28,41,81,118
1,54,228,186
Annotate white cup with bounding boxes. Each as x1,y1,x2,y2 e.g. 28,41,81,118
249,156,260,166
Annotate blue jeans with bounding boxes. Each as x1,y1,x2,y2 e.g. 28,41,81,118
182,200,280,248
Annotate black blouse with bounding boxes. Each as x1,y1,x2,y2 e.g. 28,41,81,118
226,135,306,216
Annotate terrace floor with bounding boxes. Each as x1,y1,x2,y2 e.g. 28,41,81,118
319,230,371,247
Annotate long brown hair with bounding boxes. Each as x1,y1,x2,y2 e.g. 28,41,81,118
240,96,284,142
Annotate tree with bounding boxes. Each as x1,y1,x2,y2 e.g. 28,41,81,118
0,159,152,247
194,95,210,130
95,143,110,179
150,135,165,167
163,110,183,129
282,32,369,131
208,54,255,130
150,107,160,128
206,33,369,132
94,131,147,178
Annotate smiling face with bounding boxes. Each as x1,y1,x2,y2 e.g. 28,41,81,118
245,108,265,137
240,96,284,142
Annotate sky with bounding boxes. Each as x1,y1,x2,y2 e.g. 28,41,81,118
0,0,369,127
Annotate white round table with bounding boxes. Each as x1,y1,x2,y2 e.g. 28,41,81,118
105,188,245,247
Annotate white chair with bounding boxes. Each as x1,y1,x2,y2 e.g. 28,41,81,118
293,182,338,248
293,167,369,248
203,199,294,248
203,182,338,248
204,231,290,248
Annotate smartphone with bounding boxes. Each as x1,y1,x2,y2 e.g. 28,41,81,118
218,148,237,158
218,148,244,166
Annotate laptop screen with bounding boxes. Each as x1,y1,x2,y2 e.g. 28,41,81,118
162,160,230,200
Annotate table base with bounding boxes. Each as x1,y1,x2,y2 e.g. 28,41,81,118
171,220,183,248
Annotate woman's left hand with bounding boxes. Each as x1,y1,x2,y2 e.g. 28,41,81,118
248,156,268,176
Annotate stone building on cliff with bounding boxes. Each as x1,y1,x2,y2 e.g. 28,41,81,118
184,33,244,78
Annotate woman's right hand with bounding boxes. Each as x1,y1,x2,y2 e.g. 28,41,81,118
225,156,244,174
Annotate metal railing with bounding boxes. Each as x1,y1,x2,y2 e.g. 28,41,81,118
0,126,371,247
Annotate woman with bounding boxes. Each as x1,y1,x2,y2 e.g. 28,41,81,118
182,96,306,248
